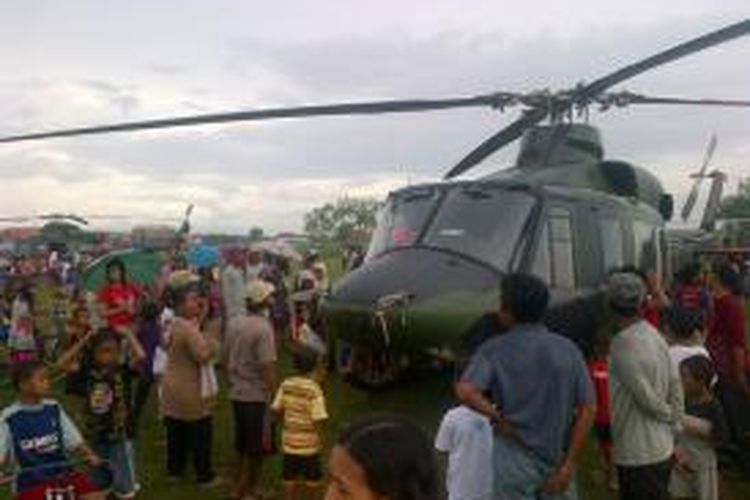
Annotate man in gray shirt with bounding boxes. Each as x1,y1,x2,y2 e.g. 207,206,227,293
456,273,596,499
607,272,683,500
224,279,277,500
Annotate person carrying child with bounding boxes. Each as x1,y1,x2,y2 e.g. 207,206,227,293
271,345,328,500
57,327,146,499
0,361,105,500
670,355,729,500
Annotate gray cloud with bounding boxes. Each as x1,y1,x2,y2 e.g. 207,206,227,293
0,3,748,232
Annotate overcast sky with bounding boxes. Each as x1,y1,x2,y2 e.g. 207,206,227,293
0,1,748,234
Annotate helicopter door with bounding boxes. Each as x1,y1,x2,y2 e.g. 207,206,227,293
598,214,627,275
530,206,577,292
633,219,662,276
530,203,606,346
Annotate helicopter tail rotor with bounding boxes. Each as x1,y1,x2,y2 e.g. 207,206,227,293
681,134,718,221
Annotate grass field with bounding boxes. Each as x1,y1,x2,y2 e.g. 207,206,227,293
2,354,750,500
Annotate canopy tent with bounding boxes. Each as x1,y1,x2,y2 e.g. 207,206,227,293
82,248,165,292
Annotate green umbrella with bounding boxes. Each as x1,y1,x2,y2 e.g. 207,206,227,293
83,248,165,292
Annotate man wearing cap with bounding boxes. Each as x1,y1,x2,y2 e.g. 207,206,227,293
608,272,683,500
224,279,278,500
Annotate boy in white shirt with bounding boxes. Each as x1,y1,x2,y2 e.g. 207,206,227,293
667,307,711,379
435,369,493,500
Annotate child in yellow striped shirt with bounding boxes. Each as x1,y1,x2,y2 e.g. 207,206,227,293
272,345,328,500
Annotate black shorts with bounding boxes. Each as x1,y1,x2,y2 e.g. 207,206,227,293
283,454,323,482
232,401,267,457
594,423,612,447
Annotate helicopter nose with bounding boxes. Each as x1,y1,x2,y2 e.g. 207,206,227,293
324,247,501,349
330,247,500,304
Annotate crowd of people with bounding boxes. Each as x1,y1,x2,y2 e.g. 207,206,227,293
0,246,344,500
447,262,749,500
0,241,747,500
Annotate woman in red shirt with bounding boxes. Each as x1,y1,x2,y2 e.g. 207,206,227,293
97,258,139,332
707,265,748,391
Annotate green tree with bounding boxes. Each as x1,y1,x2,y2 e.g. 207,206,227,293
719,184,750,219
304,197,382,248
719,183,750,243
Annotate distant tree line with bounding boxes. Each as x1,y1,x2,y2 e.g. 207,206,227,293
303,197,382,250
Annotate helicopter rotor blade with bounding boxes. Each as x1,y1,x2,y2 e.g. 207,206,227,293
697,134,718,178
443,108,548,179
601,92,750,108
0,94,513,144
681,181,703,221
0,217,33,223
444,19,750,179
38,213,90,225
575,19,750,101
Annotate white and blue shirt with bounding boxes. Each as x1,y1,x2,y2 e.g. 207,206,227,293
0,400,83,492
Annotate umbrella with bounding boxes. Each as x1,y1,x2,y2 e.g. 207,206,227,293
187,244,220,269
254,239,303,261
82,248,165,292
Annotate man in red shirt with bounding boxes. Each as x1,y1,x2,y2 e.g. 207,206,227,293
706,264,750,471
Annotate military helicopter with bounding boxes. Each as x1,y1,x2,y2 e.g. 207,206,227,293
0,212,182,226
1,20,750,385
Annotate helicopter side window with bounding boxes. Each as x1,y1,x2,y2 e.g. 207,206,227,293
531,207,576,289
633,220,658,272
531,222,551,284
549,208,576,288
600,217,625,273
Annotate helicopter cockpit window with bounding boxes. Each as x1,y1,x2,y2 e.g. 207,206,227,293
365,188,439,260
422,188,535,269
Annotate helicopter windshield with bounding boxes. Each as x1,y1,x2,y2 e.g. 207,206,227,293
423,188,535,269
366,187,440,260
